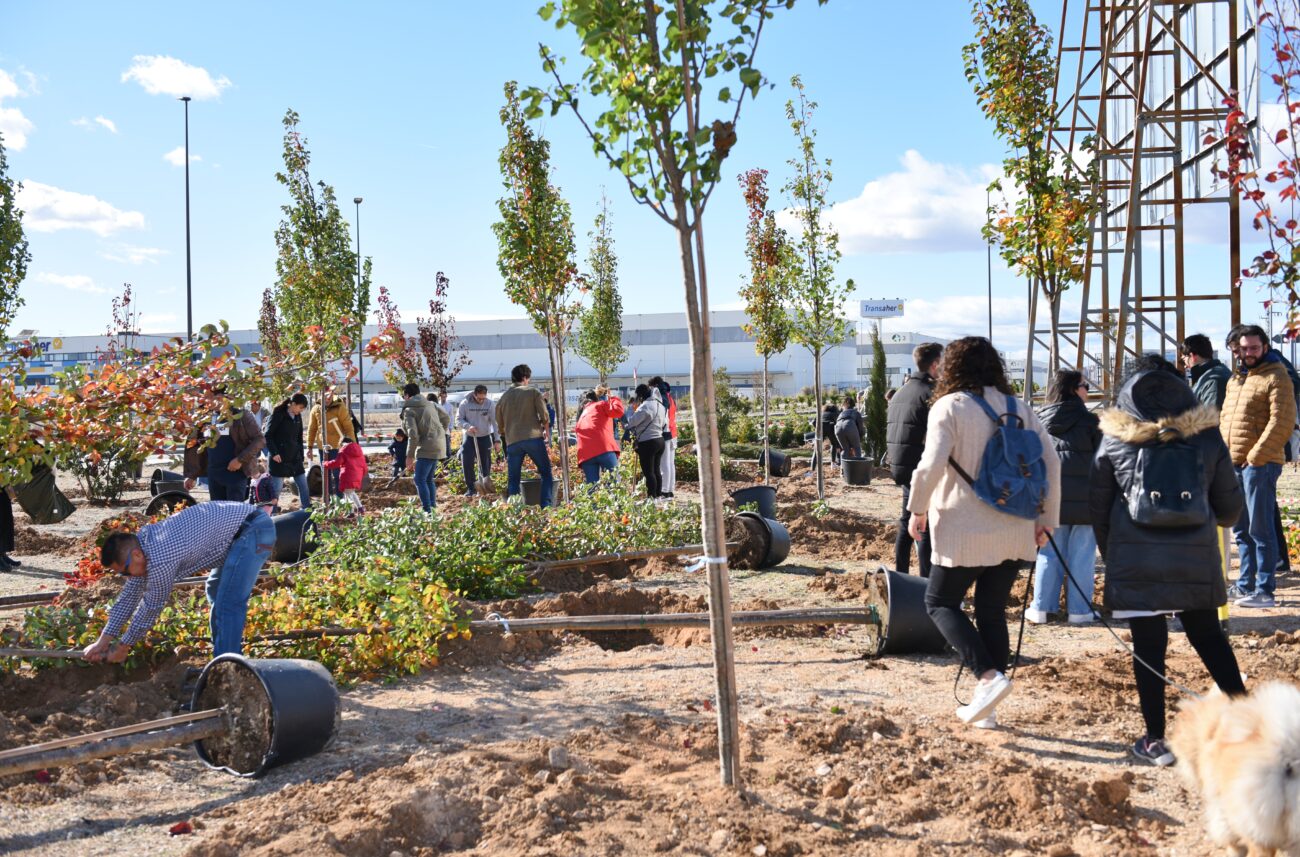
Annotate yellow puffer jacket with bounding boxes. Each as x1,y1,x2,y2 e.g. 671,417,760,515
306,400,357,452
1219,357,1297,466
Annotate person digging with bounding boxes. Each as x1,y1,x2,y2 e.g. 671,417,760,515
83,502,276,664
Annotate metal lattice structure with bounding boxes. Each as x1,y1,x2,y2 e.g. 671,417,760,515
1033,0,1259,398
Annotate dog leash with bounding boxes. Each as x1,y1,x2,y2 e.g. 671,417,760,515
1047,532,1204,700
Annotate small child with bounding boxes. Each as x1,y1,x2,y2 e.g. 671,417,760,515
249,467,281,516
322,436,369,514
389,429,408,479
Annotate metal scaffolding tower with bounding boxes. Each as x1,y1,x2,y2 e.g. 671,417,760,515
1036,0,1259,398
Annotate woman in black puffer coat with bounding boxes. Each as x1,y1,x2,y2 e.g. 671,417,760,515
1089,355,1245,766
264,393,310,509
1027,370,1102,625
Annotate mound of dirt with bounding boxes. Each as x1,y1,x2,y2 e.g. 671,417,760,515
51,575,124,612
783,503,897,563
13,525,80,557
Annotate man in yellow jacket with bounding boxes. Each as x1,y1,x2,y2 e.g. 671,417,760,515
1220,324,1297,609
306,390,357,498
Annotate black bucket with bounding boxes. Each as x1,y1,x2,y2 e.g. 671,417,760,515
144,490,197,518
736,511,791,569
731,485,777,519
877,567,948,656
150,469,187,497
192,654,339,778
757,448,791,478
271,511,318,564
841,458,872,486
520,478,543,506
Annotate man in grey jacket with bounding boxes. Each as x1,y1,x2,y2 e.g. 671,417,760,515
401,382,450,512
457,384,497,495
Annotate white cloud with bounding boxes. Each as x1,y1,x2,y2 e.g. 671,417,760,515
163,146,200,167
34,272,107,294
95,115,117,134
16,181,145,236
100,244,167,265
121,56,230,100
71,115,118,134
137,312,179,333
791,150,1000,256
878,295,1049,360
0,69,35,151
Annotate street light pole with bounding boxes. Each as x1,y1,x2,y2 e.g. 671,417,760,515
986,187,993,344
353,197,364,436
181,96,193,342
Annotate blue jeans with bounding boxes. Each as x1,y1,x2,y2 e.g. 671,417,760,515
1235,463,1282,596
269,473,311,510
205,512,275,656
506,437,553,507
580,451,618,484
1031,524,1097,616
413,457,439,511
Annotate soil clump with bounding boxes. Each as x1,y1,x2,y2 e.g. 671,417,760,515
195,660,274,775
783,502,896,563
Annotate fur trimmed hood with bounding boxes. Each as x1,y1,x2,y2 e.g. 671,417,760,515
1099,404,1220,444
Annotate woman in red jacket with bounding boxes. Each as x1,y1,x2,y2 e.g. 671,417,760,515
321,437,369,513
575,386,625,484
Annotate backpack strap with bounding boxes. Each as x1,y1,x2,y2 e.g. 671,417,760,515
947,392,1000,485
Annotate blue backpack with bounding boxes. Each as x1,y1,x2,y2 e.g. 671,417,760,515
948,393,1048,520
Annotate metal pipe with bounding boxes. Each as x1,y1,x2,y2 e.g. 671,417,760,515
0,714,226,778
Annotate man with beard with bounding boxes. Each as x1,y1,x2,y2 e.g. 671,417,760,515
1220,325,1296,608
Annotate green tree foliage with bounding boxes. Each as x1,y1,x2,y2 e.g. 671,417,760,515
493,81,581,503
0,132,30,343
575,194,629,384
964,0,1095,373
865,325,888,463
782,76,852,500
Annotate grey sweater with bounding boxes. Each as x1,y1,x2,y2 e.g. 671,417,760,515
627,397,667,443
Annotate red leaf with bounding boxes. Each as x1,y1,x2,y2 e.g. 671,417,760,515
169,821,193,836
1278,129,1290,145
702,699,714,712
34,769,51,783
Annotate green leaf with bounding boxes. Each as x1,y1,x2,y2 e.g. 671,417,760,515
718,86,732,102
739,67,762,91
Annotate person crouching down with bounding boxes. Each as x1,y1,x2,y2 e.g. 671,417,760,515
906,336,1061,728
1090,355,1247,766
83,502,276,662
322,436,368,514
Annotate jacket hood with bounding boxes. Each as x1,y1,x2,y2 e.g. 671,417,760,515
1099,401,1220,444
1113,369,1200,422
1038,396,1088,437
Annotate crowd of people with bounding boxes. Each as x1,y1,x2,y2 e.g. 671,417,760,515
886,325,1296,766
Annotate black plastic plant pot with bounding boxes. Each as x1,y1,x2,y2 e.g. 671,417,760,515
144,490,197,518
736,511,791,569
149,469,187,497
731,485,777,520
757,448,791,478
271,510,318,564
520,478,543,506
192,654,339,779
841,458,873,487
878,567,948,656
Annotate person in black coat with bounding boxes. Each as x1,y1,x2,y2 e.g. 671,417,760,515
264,393,310,510
885,342,943,576
1089,355,1246,766
819,402,841,466
1027,370,1102,624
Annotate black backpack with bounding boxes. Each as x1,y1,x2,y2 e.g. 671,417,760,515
1126,439,1210,528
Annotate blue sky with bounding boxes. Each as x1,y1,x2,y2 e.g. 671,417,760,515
0,1,1270,357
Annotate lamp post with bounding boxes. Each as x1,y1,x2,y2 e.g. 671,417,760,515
353,196,364,436
181,96,193,342
986,187,993,344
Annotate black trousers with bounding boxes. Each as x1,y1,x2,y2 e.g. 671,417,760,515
0,490,13,554
209,477,250,503
895,485,932,577
925,561,1020,677
636,437,665,498
1128,610,1245,739
461,435,493,490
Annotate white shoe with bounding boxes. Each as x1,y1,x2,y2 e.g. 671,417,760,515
971,712,998,729
956,672,1013,724
1024,609,1050,625
1067,613,1095,625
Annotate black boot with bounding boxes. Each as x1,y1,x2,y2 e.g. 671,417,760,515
0,554,17,570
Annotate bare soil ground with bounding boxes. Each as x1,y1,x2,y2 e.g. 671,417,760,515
3,462,1300,855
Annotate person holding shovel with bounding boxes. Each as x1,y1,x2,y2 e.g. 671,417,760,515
83,501,276,663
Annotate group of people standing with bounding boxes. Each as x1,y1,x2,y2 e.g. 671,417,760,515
884,326,1292,768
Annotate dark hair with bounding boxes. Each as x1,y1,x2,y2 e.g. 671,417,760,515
1045,369,1084,404
649,375,664,387
1237,324,1270,350
401,382,420,398
427,393,437,402
341,436,355,444
511,364,531,384
1225,324,1250,351
1131,353,1182,376
913,342,943,373
634,383,653,402
474,384,488,395
842,394,856,408
101,532,138,571
1181,334,1214,361
394,428,406,438
583,389,598,403
931,337,1012,400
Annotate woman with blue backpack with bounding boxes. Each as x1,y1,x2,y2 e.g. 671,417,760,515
907,336,1061,728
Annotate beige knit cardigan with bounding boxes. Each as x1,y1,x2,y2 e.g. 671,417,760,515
906,386,1062,568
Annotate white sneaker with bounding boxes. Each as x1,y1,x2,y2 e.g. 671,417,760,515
971,712,998,729
1067,613,1095,625
956,672,1013,724
1024,609,1050,624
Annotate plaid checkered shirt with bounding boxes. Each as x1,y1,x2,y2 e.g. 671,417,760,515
104,502,256,645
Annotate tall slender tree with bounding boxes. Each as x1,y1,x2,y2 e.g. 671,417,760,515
494,82,581,504
575,194,629,385
738,167,793,486
416,271,471,394
373,285,423,388
783,76,852,500
528,0,827,787
865,324,888,463
0,132,29,343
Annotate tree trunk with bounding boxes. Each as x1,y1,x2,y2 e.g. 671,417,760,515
543,315,571,504
813,351,824,500
319,383,331,504
762,355,770,488
1048,285,1062,375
